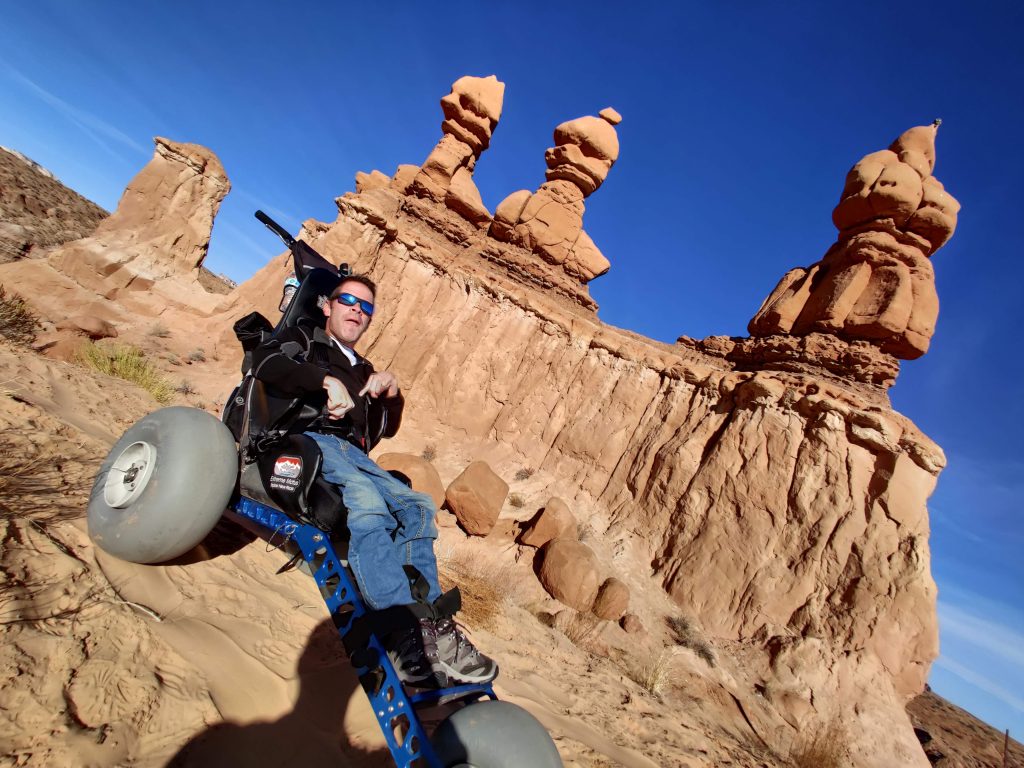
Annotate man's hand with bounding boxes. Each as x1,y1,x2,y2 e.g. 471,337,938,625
323,376,354,420
359,371,399,399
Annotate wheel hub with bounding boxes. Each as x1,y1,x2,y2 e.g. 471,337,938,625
103,441,157,509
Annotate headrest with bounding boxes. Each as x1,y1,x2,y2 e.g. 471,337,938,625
275,267,342,334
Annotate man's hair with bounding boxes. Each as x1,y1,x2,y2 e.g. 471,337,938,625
331,274,376,300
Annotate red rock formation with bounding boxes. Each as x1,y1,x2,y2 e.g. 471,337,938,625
406,75,505,227
749,123,960,359
592,577,629,621
489,108,620,283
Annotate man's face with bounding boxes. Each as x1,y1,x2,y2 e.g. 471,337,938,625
323,280,374,347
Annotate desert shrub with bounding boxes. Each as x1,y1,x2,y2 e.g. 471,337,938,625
508,492,525,508
79,343,174,404
176,379,196,395
147,322,170,338
421,444,437,462
625,646,681,697
437,546,518,630
514,467,534,482
790,721,848,768
0,430,88,522
0,285,40,345
666,614,716,666
560,610,603,646
187,348,206,363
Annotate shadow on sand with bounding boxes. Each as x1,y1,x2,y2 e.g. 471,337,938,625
166,618,390,767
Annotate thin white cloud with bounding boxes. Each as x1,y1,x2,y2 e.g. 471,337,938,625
934,655,1024,714
234,189,302,229
0,58,147,160
938,600,1024,671
930,504,985,544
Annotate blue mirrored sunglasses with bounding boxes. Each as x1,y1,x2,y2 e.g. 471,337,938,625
334,292,374,316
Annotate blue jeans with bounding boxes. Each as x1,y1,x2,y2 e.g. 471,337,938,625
306,432,441,610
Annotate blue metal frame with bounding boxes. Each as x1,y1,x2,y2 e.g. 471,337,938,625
230,496,496,768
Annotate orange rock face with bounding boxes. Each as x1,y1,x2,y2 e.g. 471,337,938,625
750,123,960,359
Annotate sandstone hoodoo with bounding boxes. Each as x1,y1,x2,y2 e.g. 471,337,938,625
489,108,620,283
49,137,230,308
407,74,505,226
749,122,960,359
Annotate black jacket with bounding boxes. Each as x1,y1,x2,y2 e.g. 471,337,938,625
250,324,404,452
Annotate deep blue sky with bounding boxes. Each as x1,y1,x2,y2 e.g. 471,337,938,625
2,1,1021,737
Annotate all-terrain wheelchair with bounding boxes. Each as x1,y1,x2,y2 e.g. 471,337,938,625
87,212,561,768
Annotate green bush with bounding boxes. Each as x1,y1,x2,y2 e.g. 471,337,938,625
79,343,174,404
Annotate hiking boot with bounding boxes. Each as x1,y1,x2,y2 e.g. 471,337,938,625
385,622,438,688
424,616,498,686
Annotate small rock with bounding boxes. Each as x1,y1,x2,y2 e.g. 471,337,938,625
520,497,577,548
538,538,601,611
620,613,645,635
592,577,629,621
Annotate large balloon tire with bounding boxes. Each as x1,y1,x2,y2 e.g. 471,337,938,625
431,700,562,767
87,406,238,564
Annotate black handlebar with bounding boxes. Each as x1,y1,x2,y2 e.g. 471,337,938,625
253,209,349,279
255,210,296,248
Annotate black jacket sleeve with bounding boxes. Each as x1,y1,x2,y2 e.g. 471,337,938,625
249,326,327,395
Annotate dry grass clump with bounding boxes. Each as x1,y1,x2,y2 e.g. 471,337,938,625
625,646,681,697
666,613,716,666
147,322,170,338
0,284,40,345
0,430,88,522
508,492,526,508
188,348,206,363
513,467,534,482
789,721,848,768
421,444,437,462
78,342,174,404
560,610,603,646
437,546,518,631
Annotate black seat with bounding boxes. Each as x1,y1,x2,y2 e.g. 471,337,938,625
231,266,346,530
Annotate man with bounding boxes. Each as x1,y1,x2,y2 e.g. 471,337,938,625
250,275,497,688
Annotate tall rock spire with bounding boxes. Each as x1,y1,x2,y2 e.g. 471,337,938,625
749,123,960,359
